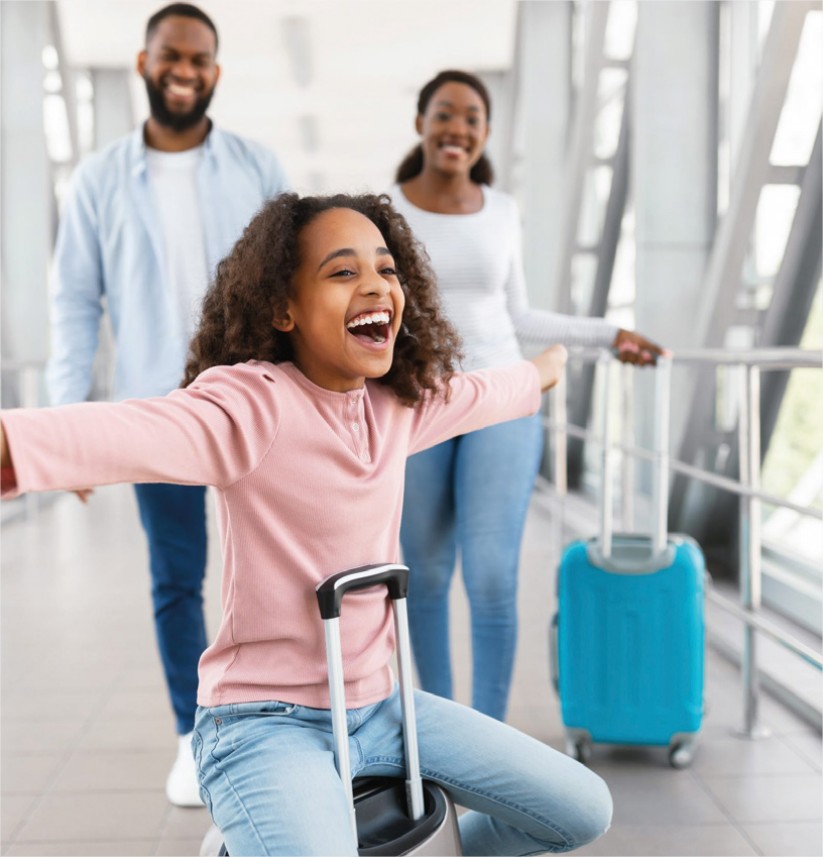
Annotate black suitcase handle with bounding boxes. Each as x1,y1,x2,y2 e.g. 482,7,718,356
316,563,409,619
316,562,425,835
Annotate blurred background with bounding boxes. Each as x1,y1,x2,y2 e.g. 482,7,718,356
1,1,821,855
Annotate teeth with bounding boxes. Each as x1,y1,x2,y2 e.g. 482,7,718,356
346,311,390,329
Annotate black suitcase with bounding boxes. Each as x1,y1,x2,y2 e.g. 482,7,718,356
204,563,462,856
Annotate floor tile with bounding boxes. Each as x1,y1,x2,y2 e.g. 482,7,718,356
74,714,177,752
1,718,89,754
160,805,212,839
779,731,823,773
12,792,170,842
689,733,819,776
3,840,157,856
741,820,823,856
757,693,822,738
597,769,728,825
0,688,108,722
50,749,172,793
97,686,180,720
700,772,823,823
156,838,204,857
1,752,65,794
573,822,759,856
0,795,37,844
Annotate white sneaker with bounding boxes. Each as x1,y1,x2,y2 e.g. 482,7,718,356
166,732,205,807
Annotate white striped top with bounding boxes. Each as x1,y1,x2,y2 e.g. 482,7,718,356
389,184,618,372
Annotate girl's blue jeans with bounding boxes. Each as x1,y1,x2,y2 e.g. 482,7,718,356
193,686,612,856
400,414,544,721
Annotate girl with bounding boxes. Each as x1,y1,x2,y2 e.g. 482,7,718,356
391,70,668,722
1,192,611,856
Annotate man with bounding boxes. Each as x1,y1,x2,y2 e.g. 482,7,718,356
46,3,288,806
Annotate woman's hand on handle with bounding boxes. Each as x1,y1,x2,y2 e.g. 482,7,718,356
612,329,671,366
531,344,568,392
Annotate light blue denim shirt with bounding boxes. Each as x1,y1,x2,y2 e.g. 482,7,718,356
46,123,289,404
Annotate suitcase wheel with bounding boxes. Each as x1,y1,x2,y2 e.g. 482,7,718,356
564,734,592,765
668,738,697,769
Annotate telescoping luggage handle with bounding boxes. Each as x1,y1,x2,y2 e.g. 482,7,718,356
598,352,672,559
316,563,425,843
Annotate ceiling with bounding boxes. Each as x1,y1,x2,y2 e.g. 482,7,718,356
56,0,519,194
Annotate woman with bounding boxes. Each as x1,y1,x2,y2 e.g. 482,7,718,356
391,69,665,722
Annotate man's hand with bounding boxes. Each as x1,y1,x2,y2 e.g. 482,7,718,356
612,329,671,366
531,344,568,392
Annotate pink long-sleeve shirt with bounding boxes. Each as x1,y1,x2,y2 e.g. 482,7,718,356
2,359,541,708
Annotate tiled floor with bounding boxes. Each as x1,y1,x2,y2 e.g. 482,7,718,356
1,482,821,856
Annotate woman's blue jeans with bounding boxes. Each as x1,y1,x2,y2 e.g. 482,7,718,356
193,686,612,856
134,482,208,735
400,414,544,721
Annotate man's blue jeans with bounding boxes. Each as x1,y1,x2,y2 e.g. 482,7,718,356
193,686,612,855
400,414,544,721
134,483,208,735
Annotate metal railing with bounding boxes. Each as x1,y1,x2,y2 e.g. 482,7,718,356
545,346,823,737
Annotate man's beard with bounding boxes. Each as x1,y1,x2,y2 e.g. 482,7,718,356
143,75,214,132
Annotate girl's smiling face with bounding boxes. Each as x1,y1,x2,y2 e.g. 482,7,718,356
274,207,405,393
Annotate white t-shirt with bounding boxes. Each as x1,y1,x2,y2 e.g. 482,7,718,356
389,184,617,371
146,146,209,347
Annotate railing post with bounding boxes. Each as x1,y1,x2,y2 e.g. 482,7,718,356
552,369,568,549
738,363,771,739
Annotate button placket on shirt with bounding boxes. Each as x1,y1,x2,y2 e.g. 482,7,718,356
346,392,370,462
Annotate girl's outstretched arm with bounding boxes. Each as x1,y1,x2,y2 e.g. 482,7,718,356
0,362,284,500
530,344,568,392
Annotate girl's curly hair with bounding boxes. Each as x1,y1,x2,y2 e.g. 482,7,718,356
182,192,462,405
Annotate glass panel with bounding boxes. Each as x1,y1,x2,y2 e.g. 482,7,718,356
761,291,823,571
604,0,637,61
593,67,627,161
770,11,822,166
570,253,597,316
577,164,612,247
43,93,72,163
755,184,801,280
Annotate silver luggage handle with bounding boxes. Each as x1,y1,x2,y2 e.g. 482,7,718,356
315,563,425,844
598,353,672,559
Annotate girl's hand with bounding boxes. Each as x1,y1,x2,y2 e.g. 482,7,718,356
531,344,568,392
1,417,91,501
613,329,671,366
0,419,8,470
0,418,16,494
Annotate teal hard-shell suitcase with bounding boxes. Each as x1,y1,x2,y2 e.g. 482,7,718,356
550,357,706,767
